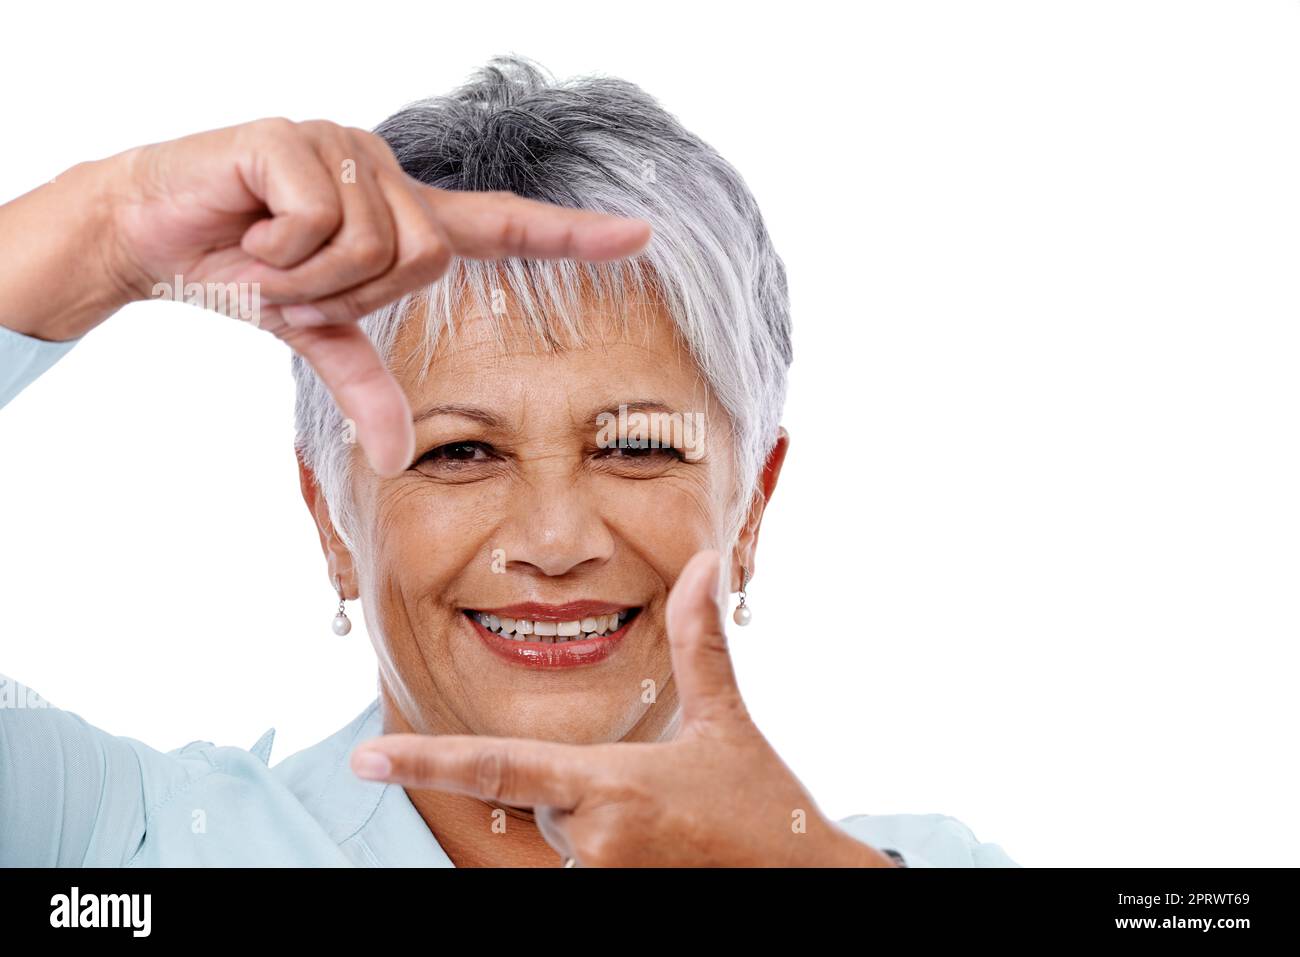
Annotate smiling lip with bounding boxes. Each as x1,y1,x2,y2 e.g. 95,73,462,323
465,602,640,669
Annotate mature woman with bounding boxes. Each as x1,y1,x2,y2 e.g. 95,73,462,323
0,57,1015,867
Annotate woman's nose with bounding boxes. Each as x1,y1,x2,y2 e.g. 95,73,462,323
496,476,616,577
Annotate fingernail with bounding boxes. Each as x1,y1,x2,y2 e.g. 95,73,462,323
352,750,392,780
281,303,329,325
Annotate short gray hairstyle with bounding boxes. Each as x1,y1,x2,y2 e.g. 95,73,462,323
292,54,792,553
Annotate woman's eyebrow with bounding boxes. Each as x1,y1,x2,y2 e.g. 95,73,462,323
412,403,506,428
591,399,682,419
412,400,688,430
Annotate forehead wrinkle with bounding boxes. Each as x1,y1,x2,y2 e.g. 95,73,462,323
398,278,669,375
392,284,731,459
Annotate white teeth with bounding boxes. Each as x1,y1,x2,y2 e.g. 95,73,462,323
472,609,636,642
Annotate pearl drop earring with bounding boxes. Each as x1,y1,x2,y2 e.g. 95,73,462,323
732,566,752,626
332,576,352,636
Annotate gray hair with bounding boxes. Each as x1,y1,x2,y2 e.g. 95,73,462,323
292,54,792,554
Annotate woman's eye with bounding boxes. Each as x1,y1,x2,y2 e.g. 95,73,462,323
599,439,686,462
415,441,495,467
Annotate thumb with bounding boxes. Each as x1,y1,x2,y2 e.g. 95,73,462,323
665,549,749,729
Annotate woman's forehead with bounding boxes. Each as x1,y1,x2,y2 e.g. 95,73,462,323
387,295,723,435
392,292,688,377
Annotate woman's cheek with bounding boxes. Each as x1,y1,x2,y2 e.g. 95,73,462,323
363,485,495,619
597,475,720,563
380,478,507,545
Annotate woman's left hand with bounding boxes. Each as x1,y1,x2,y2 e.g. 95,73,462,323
350,550,897,867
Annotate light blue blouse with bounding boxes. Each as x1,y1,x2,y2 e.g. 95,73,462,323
0,323,1019,867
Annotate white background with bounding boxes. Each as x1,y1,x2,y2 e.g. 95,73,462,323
2,0,1298,867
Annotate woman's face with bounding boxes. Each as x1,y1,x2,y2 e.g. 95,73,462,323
333,292,744,745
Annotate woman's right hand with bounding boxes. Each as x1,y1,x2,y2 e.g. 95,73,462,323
0,118,650,475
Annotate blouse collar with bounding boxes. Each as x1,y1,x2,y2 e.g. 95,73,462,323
270,697,456,867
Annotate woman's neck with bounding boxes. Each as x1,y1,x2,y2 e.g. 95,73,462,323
376,690,564,867
375,682,680,866
404,788,563,867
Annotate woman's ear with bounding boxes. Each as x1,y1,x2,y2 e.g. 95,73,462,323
732,427,790,590
297,452,356,598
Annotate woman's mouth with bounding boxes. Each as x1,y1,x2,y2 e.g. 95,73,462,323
462,604,643,668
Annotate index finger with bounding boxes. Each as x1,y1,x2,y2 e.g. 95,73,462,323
421,187,652,261
278,321,414,478
351,733,597,809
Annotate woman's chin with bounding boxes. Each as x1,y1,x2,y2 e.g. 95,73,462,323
468,707,640,746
